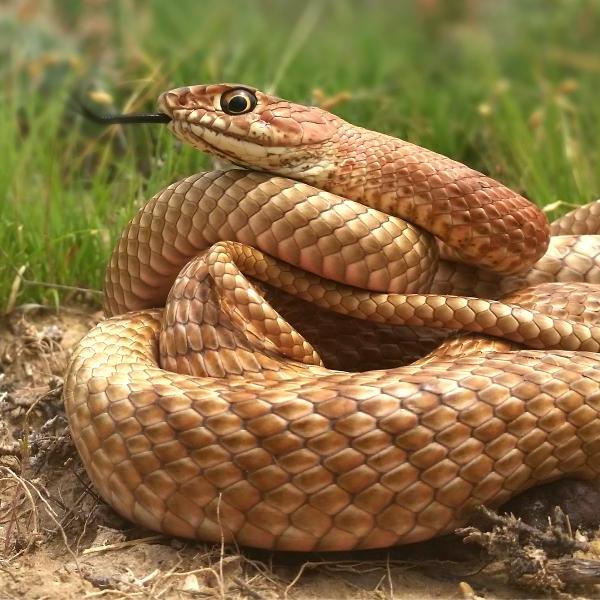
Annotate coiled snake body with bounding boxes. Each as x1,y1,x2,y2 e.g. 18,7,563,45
65,83,600,551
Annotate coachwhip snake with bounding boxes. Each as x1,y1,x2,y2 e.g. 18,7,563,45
65,83,600,551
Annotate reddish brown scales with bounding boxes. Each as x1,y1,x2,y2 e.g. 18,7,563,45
65,83,600,551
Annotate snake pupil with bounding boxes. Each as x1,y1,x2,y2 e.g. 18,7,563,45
221,89,257,115
229,95,248,113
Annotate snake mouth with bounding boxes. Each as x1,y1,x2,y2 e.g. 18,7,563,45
79,103,171,125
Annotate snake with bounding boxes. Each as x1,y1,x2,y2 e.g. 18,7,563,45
65,83,600,551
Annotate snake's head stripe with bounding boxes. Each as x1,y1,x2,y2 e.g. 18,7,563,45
158,83,340,175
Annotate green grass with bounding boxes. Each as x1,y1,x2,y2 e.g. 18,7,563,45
1,0,600,310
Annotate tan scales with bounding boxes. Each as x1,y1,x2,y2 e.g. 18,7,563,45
65,83,600,551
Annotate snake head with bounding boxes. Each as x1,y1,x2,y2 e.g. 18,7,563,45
158,83,341,177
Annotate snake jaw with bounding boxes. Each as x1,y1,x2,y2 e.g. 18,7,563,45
167,118,336,181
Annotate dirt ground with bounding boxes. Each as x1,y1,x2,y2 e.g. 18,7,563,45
2,306,600,599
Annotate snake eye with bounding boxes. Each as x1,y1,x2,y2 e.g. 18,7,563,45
220,89,257,115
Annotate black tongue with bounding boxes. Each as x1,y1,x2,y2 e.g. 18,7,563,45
79,103,171,125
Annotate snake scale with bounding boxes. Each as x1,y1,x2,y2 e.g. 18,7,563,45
65,83,600,551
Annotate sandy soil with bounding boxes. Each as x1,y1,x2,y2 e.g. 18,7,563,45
1,306,599,599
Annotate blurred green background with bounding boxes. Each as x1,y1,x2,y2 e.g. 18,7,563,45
1,0,599,310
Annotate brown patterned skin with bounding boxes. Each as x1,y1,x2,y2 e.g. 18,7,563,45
65,83,600,551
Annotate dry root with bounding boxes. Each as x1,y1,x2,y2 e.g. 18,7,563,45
457,506,600,596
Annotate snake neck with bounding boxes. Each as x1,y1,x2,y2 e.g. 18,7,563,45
258,122,551,275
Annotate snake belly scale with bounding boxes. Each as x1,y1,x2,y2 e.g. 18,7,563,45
64,83,600,551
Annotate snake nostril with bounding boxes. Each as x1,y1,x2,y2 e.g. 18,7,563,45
164,87,194,109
